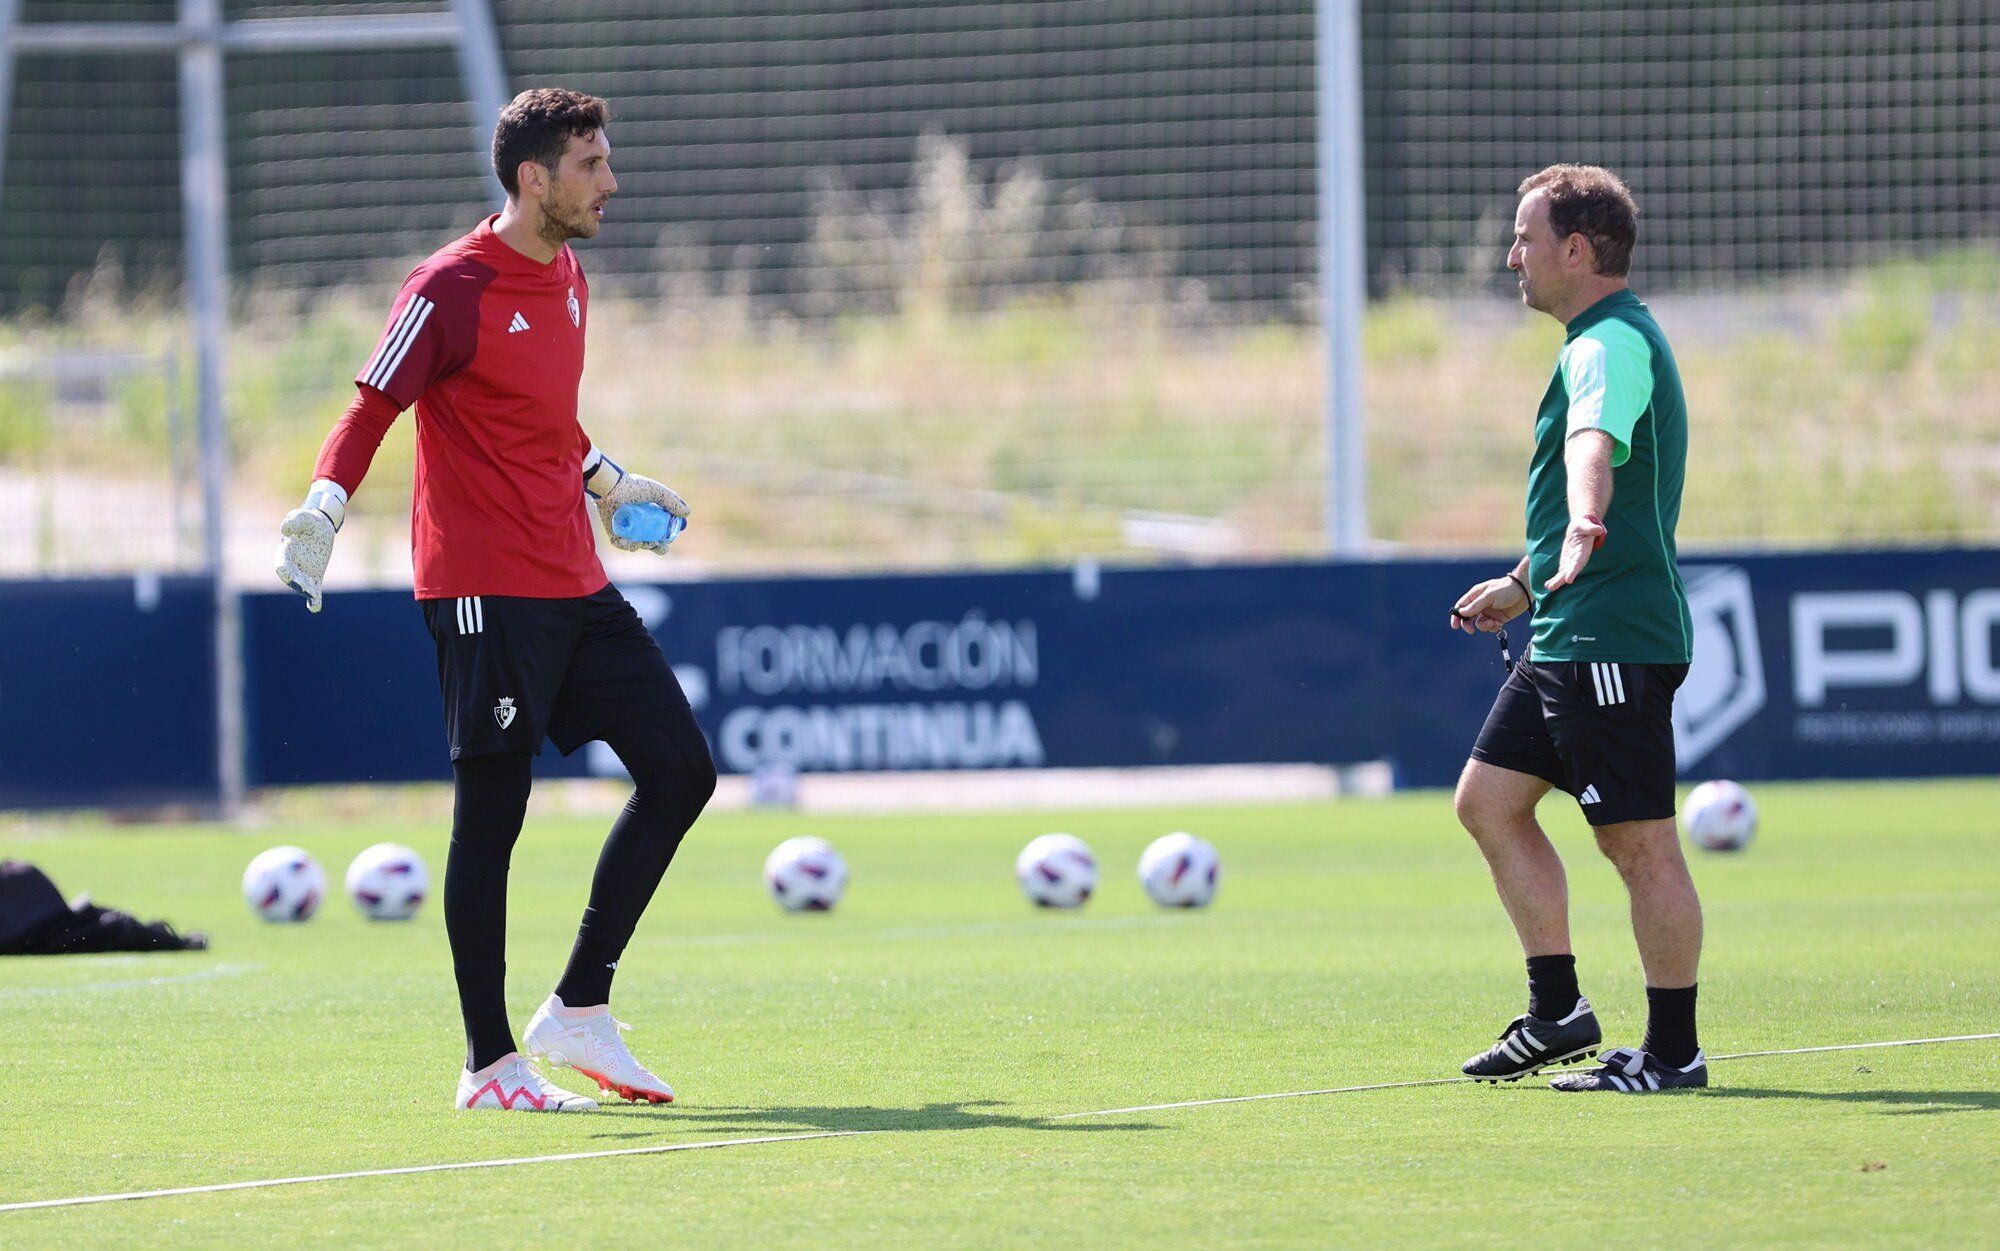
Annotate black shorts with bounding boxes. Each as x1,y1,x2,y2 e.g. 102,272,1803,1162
1470,660,1689,826
420,585,687,761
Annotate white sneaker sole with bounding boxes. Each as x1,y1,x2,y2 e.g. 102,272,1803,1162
457,1082,597,1112
526,1032,675,1106
552,1057,675,1105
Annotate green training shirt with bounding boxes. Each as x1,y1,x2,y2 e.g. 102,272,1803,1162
1524,289,1692,664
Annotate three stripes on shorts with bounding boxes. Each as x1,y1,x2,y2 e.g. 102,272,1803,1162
1587,662,1627,706
454,597,485,636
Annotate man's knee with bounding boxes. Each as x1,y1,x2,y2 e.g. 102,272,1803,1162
616,709,717,812
1452,773,1487,834
1593,818,1681,874
683,731,718,811
1455,762,1537,840
664,708,717,810
450,751,534,833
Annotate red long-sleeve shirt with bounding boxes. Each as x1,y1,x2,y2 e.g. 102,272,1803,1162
313,215,608,601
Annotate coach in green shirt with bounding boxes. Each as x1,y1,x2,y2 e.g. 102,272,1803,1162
1447,165,1708,1094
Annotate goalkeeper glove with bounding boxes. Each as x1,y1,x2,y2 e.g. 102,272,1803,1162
584,449,689,555
275,479,346,613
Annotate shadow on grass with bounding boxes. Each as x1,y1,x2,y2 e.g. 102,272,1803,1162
1702,1087,2000,1115
584,1099,1158,1140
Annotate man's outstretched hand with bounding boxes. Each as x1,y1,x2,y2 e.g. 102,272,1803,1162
275,481,346,613
1543,515,1607,593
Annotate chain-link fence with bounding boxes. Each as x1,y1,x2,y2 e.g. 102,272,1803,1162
15,2,1997,308
2,1,1997,583
1363,2,2000,293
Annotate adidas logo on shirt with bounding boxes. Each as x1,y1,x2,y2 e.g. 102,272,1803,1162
507,312,530,333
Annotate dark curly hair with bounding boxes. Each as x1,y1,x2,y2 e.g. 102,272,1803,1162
492,88,610,197
1517,164,1639,277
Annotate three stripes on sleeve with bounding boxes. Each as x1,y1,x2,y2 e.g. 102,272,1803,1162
361,294,435,392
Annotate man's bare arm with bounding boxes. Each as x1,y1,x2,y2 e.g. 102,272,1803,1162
1543,430,1614,592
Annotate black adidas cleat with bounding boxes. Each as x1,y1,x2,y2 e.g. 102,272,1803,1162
1549,1046,1708,1093
1461,997,1602,1083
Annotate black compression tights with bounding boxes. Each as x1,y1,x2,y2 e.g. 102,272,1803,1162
446,706,716,1072
553,709,716,1007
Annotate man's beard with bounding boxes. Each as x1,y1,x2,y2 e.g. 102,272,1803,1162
538,191,598,245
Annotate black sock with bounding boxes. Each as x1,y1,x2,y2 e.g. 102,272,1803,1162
1525,954,1579,1021
553,707,716,1008
1643,984,1700,1068
446,751,534,1072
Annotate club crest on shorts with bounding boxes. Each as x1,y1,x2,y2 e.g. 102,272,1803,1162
567,286,581,328
494,696,517,730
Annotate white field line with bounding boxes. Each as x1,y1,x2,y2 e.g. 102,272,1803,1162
1048,1063,1472,1119
1055,1076,1468,1118
0,1131,874,1214
5,1031,1995,1214
1054,1031,2000,1119
1707,1032,2000,1061
0,963,260,1001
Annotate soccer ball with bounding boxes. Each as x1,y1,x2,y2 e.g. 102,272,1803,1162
242,846,326,922
764,836,848,912
1139,832,1220,908
1016,833,1098,908
1685,780,1758,852
344,843,430,921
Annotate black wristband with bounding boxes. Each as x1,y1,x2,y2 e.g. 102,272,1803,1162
1508,573,1531,603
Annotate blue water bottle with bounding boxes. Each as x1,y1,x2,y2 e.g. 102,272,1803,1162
612,502,686,546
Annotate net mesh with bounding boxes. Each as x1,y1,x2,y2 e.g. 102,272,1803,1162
1359,1,2000,551
1362,2,2000,292
1,1,1996,580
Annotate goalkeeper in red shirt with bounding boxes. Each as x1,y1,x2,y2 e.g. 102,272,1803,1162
275,89,712,1113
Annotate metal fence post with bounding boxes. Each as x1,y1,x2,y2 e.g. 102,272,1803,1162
0,0,19,213
1318,0,1369,555
450,0,511,206
8,3,508,815
180,0,244,816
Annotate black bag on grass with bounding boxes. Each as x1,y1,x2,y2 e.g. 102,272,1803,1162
0,859,69,948
0,859,208,955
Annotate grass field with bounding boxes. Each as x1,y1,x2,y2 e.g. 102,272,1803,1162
3,779,1997,1247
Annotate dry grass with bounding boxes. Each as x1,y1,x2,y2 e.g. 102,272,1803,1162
3,140,1996,575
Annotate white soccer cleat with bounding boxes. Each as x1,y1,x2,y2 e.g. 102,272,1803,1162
456,1053,597,1112
522,994,676,1105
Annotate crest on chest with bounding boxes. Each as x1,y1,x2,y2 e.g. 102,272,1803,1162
567,286,581,328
